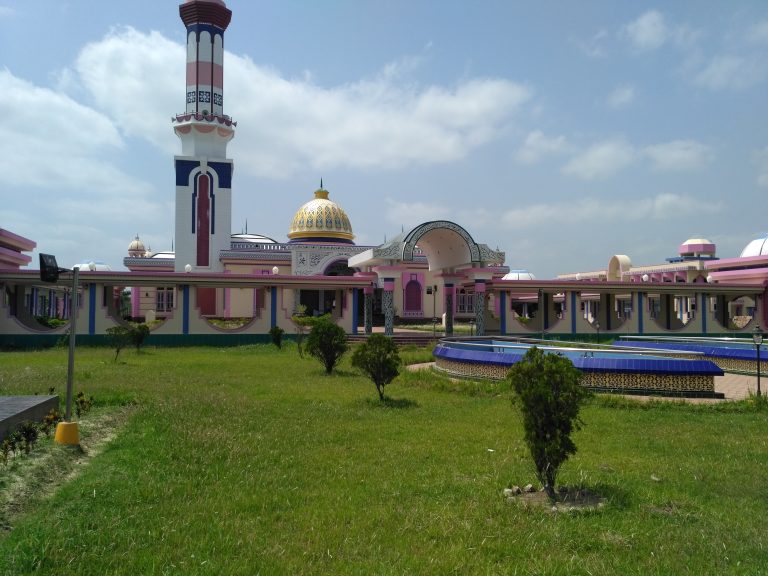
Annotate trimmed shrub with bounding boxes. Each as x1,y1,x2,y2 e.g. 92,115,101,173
352,334,401,400
305,316,348,374
269,326,285,349
507,346,589,500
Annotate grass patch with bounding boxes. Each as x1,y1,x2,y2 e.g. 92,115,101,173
1,345,767,574
396,343,436,366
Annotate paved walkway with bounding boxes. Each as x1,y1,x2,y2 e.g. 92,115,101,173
712,373,759,401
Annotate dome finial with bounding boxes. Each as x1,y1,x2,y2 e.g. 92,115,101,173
320,178,324,190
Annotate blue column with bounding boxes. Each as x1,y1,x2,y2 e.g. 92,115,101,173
270,287,277,329
352,289,359,335
182,285,190,335
88,284,96,335
570,291,577,335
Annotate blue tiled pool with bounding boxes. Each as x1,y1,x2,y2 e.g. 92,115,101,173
433,337,724,398
614,338,766,362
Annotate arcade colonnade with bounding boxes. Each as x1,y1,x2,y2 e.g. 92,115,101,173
0,271,764,345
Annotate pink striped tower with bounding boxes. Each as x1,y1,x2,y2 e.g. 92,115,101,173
172,0,235,274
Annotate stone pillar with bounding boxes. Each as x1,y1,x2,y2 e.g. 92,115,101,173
444,283,454,336
383,278,395,336
474,280,486,336
364,286,373,335
293,289,301,314
500,291,507,335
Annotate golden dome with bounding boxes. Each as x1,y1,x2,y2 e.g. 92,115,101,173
288,187,355,243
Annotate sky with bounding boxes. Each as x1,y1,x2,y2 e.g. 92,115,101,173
1,0,767,278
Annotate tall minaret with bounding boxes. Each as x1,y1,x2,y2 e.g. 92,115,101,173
173,0,235,274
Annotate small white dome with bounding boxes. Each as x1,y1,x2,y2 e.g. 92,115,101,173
502,269,536,281
740,235,768,258
73,260,112,271
682,237,712,245
678,238,715,256
231,233,277,244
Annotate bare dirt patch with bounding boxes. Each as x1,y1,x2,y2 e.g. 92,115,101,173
506,486,607,512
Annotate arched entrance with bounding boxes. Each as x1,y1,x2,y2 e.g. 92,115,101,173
348,220,504,335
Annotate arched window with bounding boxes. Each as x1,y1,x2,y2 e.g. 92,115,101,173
404,278,422,316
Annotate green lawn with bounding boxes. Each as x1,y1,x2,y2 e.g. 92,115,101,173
1,344,766,575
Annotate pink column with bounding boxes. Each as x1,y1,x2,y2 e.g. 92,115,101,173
131,286,141,318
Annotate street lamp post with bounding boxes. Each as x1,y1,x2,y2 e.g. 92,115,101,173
595,320,600,346
753,325,763,397
39,253,82,445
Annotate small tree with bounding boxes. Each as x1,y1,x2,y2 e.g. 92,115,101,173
106,323,149,361
507,346,589,500
269,325,285,349
106,325,132,362
352,334,401,400
305,316,348,374
291,306,313,358
130,323,150,352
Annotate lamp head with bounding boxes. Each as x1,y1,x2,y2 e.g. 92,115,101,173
184,264,192,273
39,253,61,283
753,325,764,346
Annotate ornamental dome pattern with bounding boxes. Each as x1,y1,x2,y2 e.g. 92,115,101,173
288,187,354,243
128,235,146,257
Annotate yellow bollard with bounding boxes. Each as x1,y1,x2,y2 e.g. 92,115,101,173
54,421,80,445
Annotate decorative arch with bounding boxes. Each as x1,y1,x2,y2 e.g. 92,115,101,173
402,220,481,270
607,255,631,281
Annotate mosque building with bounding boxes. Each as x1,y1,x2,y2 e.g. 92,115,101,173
0,0,766,346
121,0,507,335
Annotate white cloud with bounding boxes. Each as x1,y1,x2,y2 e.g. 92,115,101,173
74,28,183,153
384,199,452,230
562,139,636,180
0,68,124,189
755,147,768,187
694,55,765,91
0,6,15,18
501,194,721,229
0,67,169,269
607,85,635,109
71,28,532,178
643,140,712,172
514,130,568,164
623,11,668,51
621,11,701,54
576,29,609,58
747,20,768,45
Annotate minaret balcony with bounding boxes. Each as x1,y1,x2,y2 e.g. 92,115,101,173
173,112,236,128
173,113,235,157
